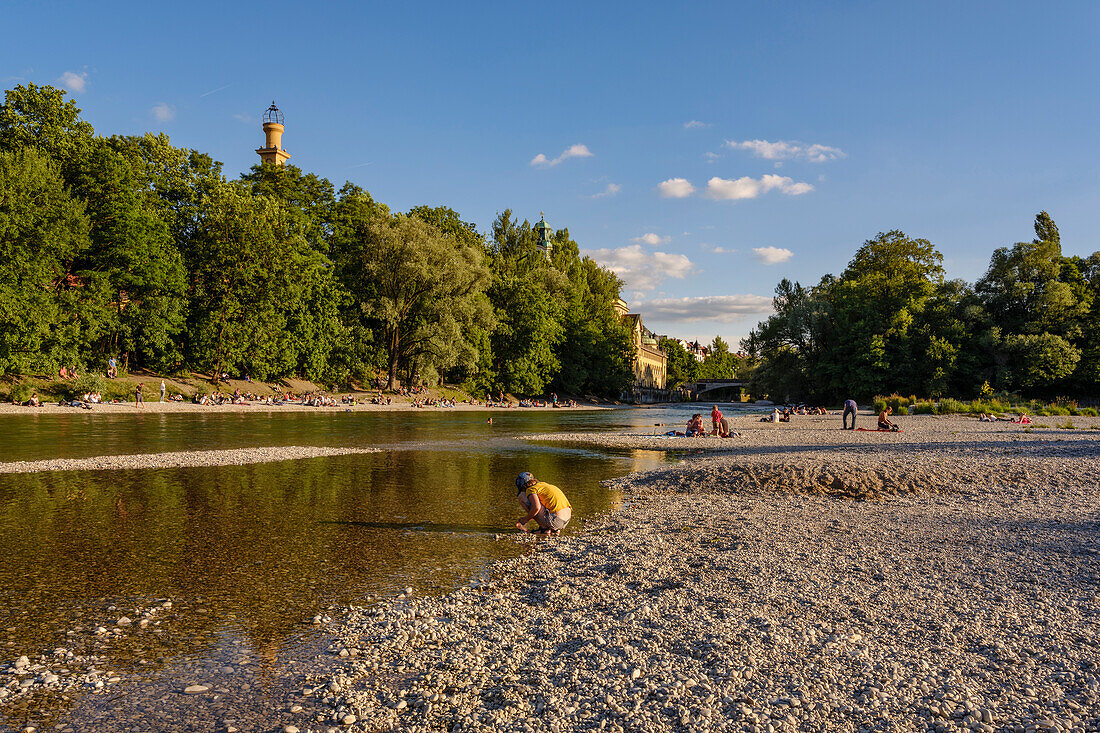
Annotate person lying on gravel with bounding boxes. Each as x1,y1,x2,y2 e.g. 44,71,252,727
514,472,572,535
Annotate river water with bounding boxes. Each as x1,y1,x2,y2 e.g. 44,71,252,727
0,404,758,731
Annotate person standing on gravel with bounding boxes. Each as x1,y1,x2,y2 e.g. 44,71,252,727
514,472,571,535
842,399,857,430
135,383,144,409
710,405,723,435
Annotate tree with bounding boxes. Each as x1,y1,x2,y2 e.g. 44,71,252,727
187,183,341,381
69,138,188,370
975,212,1088,391
0,148,92,373
659,338,698,389
0,84,94,164
355,214,492,389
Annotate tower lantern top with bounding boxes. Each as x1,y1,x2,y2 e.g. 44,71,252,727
256,101,291,166
263,101,284,126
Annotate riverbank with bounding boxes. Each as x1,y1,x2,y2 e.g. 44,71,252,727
0,400,606,416
0,446,382,474
306,414,1100,732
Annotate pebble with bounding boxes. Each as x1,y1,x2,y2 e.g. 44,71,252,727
303,416,1100,732
183,684,209,695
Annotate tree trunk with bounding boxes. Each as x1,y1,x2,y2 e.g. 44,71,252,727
386,328,399,390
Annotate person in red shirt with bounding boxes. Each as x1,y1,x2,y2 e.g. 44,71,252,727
710,406,723,435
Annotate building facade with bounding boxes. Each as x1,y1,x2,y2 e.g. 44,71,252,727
614,298,667,390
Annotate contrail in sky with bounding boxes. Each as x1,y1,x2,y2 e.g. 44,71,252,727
200,84,231,98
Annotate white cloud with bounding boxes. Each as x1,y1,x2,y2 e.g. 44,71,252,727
586,244,693,292
530,143,593,167
703,151,720,162
702,244,737,254
591,183,621,198
633,294,773,323
726,138,845,163
657,177,695,198
683,120,710,129
57,71,87,93
705,174,813,200
632,232,669,246
232,112,252,124
151,103,176,122
752,246,793,265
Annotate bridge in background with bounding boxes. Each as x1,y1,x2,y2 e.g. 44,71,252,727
692,379,748,397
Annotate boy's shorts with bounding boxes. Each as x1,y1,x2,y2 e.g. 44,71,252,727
536,508,570,531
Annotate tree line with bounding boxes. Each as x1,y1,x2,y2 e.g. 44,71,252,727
0,84,634,396
739,214,1100,402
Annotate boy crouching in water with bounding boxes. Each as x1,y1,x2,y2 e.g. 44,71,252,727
514,472,572,535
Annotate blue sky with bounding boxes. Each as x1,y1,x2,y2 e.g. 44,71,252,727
5,1,1099,345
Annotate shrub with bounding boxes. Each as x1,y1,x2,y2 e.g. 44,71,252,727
882,393,911,412
1055,419,1076,429
10,384,31,404
896,406,909,415
1079,407,1098,417
872,398,887,413
912,402,935,415
72,373,107,399
937,398,965,415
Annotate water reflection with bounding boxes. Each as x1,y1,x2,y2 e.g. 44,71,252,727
0,409,676,729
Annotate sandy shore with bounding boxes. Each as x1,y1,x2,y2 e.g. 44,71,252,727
0,400,605,415
0,446,381,474
306,414,1100,732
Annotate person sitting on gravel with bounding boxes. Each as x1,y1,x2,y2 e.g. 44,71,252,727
514,472,571,535
877,406,899,431
685,414,706,437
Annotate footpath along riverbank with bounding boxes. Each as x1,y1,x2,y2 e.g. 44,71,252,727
302,415,1099,732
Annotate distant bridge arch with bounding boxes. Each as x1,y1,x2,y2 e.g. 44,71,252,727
692,379,748,399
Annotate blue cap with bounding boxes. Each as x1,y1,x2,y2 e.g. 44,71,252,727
515,472,535,490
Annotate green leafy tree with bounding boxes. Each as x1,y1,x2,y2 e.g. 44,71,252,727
0,148,93,373
69,139,188,370
483,211,566,395
355,214,492,389
659,338,699,389
0,83,94,164
187,183,339,380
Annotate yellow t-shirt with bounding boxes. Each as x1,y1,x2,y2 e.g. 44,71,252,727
526,481,570,513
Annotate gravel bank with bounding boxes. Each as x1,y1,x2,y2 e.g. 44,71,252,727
306,415,1099,732
0,446,380,473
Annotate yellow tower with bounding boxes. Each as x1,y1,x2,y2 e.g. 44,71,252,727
256,101,291,166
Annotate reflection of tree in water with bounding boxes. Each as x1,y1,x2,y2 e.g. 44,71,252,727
0,431,626,725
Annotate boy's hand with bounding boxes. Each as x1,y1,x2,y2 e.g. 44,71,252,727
515,521,528,531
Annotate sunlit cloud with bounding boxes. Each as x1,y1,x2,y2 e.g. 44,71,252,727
702,243,737,254
633,294,773,323
57,71,87,93
683,120,710,129
705,174,813,200
586,244,693,292
591,183,621,198
657,177,695,198
632,232,669,246
726,138,845,163
752,246,793,264
530,144,593,167
151,103,176,122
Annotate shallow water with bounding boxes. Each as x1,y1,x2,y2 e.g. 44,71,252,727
0,403,759,730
